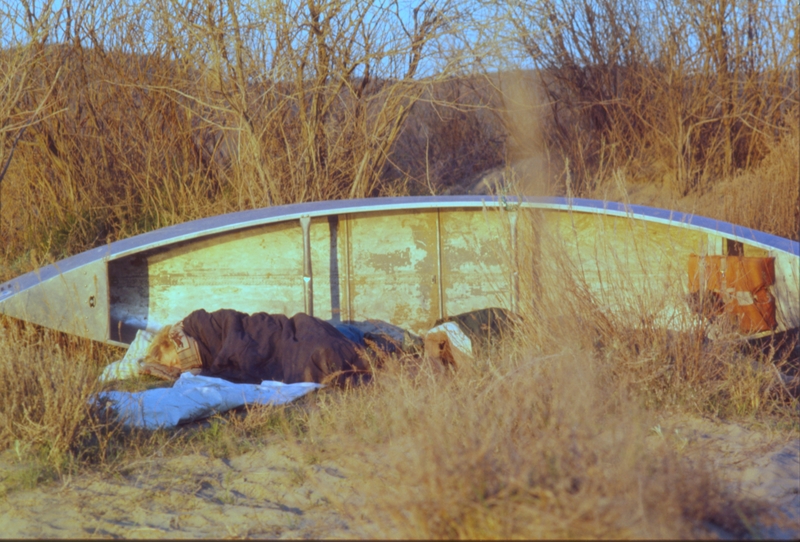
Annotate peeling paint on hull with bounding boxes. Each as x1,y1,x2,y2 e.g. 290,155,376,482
0,197,797,345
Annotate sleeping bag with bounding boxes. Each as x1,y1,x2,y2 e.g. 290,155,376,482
180,308,369,385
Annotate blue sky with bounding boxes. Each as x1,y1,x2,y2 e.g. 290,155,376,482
2,0,796,73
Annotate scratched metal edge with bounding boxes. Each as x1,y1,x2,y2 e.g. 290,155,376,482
1,196,798,300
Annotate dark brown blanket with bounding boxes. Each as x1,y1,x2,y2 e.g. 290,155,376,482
180,309,368,384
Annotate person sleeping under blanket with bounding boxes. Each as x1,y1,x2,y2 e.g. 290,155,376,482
140,308,371,386
139,307,519,384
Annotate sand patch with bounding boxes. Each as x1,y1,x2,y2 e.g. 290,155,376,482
652,415,800,539
0,415,797,539
0,442,368,539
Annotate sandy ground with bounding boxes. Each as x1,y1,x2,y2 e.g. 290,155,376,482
0,416,798,539
655,415,800,539
0,442,370,539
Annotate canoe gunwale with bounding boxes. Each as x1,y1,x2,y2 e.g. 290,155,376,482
104,197,800,259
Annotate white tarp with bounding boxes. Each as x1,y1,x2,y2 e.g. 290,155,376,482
96,373,322,430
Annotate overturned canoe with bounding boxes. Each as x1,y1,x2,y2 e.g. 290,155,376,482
0,196,797,346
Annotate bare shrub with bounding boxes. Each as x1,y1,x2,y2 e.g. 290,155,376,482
388,74,508,194
0,0,462,268
1,0,796,273
0,319,119,468
691,115,800,240
498,0,798,202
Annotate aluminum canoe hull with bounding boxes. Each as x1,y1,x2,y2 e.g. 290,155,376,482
0,196,797,346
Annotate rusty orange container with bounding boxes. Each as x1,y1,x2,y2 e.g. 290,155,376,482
723,256,776,333
688,254,776,333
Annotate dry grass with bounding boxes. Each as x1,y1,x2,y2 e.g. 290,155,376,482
0,0,798,538
0,320,121,470
1,0,797,276
690,120,800,240
0,0,461,272
527,209,798,419
284,218,795,537
497,0,798,204
292,298,781,538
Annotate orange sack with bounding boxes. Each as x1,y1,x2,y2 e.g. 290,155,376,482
688,254,776,334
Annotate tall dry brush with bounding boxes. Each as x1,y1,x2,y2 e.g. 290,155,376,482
496,0,798,213
0,0,464,272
